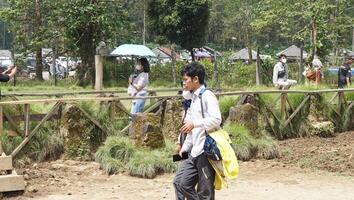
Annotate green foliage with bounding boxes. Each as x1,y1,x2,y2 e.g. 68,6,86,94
0,123,63,162
149,60,256,88
257,92,311,140
148,0,211,53
224,123,255,161
253,132,280,160
95,136,135,174
219,62,256,87
219,96,238,120
224,123,280,161
102,58,133,87
252,0,354,57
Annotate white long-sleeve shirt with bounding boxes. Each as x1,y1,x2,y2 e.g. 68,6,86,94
127,72,149,97
181,86,222,158
273,62,288,84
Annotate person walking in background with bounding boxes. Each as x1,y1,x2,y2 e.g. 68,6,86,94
174,62,221,200
173,90,191,200
0,64,17,82
273,54,297,89
312,55,323,85
338,56,353,88
127,57,150,114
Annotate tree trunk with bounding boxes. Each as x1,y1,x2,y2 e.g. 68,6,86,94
35,48,43,80
77,28,95,87
213,51,219,88
171,44,176,86
248,47,253,64
190,49,195,61
311,13,317,57
256,47,261,85
35,0,43,80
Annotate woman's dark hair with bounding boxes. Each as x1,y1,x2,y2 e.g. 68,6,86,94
181,62,205,84
139,57,150,73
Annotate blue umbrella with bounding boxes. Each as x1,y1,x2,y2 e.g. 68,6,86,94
110,44,156,57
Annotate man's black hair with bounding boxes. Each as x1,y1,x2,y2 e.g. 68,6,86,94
278,54,287,59
181,62,205,85
139,57,150,73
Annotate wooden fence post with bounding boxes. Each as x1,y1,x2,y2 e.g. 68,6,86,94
24,104,30,137
0,105,3,136
281,93,287,120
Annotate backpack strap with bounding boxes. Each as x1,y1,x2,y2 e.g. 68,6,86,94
198,87,208,118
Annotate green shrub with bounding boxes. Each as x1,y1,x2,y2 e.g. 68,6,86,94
253,132,280,160
95,136,177,177
127,150,157,178
0,123,63,162
95,136,135,174
224,123,255,161
219,96,238,120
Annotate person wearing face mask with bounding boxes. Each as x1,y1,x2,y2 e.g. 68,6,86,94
273,54,297,89
127,57,150,114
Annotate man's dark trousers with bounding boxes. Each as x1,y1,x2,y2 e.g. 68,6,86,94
173,153,215,200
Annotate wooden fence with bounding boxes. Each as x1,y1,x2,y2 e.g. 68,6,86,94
0,88,353,158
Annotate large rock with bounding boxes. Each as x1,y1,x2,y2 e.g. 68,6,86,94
161,99,184,141
99,94,127,119
61,105,106,159
227,103,258,135
308,121,335,137
130,113,165,149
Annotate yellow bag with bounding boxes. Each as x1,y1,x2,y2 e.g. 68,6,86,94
208,129,239,190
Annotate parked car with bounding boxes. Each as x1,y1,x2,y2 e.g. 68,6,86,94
0,58,13,72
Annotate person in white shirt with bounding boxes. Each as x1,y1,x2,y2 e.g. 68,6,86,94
273,54,297,89
127,57,149,114
173,62,221,200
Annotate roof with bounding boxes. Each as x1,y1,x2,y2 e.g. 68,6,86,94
203,46,222,56
152,47,181,60
110,44,156,57
276,45,307,59
229,48,257,60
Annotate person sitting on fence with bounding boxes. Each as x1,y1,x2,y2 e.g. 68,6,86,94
0,64,17,82
273,54,297,89
127,57,150,114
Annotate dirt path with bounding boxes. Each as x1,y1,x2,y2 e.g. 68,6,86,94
3,131,354,200
3,160,354,200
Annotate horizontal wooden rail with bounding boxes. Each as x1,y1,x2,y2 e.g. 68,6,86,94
0,88,353,105
0,88,181,97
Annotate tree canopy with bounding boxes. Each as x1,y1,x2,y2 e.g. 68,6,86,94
148,0,211,60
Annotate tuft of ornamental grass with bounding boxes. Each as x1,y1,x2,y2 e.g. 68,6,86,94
127,139,177,178
219,96,238,120
0,123,63,162
95,136,177,177
127,150,158,178
95,136,135,174
253,132,280,160
345,92,354,101
224,123,256,161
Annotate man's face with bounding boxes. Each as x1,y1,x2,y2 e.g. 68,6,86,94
347,58,353,65
280,56,287,64
182,75,198,91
